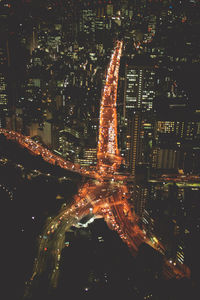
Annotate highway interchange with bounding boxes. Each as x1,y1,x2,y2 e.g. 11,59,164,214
1,41,190,294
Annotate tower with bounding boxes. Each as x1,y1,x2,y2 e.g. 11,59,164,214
123,62,155,175
0,41,8,128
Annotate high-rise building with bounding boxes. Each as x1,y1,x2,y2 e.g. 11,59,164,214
75,148,97,167
80,9,96,36
125,112,142,175
155,120,200,141
26,121,59,150
124,64,155,115
134,184,148,218
0,44,8,128
145,178,200,279
58,127,82,161
122,61,155,175
152,148,180,170
152,119,200,172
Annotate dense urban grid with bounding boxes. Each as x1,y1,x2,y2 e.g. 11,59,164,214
0,1,200,299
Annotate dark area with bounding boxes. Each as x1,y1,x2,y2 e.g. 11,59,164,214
27,219,196,300
0,138,79,300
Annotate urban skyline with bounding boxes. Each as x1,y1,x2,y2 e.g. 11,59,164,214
1,1,200,299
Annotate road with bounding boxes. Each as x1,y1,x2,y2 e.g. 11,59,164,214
97,40,123,171
26,179,134,290
2,40,189,297
0,128,100,179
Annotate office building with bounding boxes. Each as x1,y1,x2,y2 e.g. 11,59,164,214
124,65,155,114
0,43,8,128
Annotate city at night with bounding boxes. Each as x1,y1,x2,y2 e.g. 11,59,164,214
0,1,200,299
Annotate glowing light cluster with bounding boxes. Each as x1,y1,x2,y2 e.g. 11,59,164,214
2,39,190,292
97,40,123,171
0,128,99,178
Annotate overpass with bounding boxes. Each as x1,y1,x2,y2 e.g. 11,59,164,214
18,40,191,295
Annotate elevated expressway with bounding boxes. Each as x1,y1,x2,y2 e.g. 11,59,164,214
2,41,189,295
0,128,100,179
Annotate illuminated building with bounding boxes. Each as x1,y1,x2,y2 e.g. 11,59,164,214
0,72,8,127
29,29,37,55
156,121,183,135
106,4,113,16
95,17,106,30
62,0,79,41
79,4,112,42
80,9,96,35
134,184,148,218
126,112,142,175
123,62,155,173
152,119,200,172
145,178,200,270
152,148,180,170
0,44,8,128
58,127,82,161
156,120,200,141
122,62,155,175
25,121,59,149
124,64,155,114
75,148,97,167
5,108,23,132
24,76,42,117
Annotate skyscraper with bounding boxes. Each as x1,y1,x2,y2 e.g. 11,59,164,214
124,64,155,115
123,61,155,175
0,43,8,128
